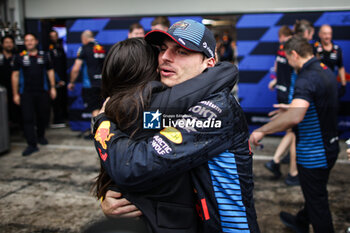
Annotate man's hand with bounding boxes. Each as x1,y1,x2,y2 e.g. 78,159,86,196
57,80,65,87
249,131,265,147
67,82,75,91
347,148,350,161
272,103,290,110
268,79,276,91
268,103,290,120
50,87,57,100
69,59,83,91
13,94,20,105
101,190,142,218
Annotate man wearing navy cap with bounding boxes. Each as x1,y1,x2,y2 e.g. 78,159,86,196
95,19,260,232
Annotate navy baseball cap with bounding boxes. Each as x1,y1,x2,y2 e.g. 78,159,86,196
145,19,216,58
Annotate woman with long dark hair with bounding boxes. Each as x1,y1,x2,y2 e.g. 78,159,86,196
94,38,159,199
93,37,238,232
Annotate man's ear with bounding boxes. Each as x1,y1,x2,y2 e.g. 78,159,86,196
207,57,216,67
291,50,299,59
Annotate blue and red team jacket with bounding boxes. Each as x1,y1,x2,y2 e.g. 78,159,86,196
93,62,260,233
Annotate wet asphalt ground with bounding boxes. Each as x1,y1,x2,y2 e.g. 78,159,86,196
0,126,349,233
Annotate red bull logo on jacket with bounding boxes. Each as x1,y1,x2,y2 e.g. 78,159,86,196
320,63,328,70
95,121,115,150
20,50,27,56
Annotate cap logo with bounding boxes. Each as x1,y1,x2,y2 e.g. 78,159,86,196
178,38,186,45
203,42,207,48
172,22,189,30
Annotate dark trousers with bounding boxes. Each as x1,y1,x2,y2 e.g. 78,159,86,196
52,85,67,124
20,92,50,147
296,160,336,233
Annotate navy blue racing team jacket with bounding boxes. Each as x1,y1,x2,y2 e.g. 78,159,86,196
93,62,260,233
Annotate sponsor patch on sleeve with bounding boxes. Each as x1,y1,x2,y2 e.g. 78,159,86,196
160,127,183,144
94,121,115,150
151,135,172,156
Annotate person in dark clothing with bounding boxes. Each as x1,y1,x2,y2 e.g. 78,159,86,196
218,34,234,63
48,30,68,127
0,36,15,91
0,36,21,127
250,36,339,233
266,20,315,186
265,25,299,186
268,26,294,104
95,20,260,233
12,33,57,156
313,24,347,97
68,30,105,137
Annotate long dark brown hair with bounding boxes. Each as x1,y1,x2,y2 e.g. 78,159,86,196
93,38,160,199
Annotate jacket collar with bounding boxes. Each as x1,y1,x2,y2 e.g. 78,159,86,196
299,56,318,74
